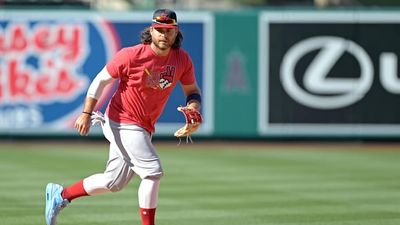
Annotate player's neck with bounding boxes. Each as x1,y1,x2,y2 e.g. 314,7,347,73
150,43,170,56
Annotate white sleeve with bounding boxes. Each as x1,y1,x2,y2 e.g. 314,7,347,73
87,66,116,100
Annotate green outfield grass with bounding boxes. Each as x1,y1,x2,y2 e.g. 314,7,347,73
1,141,400,225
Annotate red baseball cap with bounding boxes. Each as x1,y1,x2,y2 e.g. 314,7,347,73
152,9,178,29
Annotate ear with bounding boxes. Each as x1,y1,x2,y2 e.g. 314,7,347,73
173,28,179,36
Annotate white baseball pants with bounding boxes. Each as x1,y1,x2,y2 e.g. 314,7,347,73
82,116,163,208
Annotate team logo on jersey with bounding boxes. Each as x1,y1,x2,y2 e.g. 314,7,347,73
159,66,176,89
145,65,176,90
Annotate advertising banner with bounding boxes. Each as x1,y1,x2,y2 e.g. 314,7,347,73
214,12,258,137
0,11,213,136
259,11,400,137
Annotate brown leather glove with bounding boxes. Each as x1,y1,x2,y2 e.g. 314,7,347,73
174,106,203,140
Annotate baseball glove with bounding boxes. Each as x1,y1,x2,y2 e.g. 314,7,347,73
174,106,203,143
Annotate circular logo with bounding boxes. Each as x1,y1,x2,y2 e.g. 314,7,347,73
280,36,374,109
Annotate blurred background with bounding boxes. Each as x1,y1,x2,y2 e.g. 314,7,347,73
1,0,400,10
1,0,400,141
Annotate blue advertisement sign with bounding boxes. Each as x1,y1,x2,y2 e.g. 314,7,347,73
0,11,214,136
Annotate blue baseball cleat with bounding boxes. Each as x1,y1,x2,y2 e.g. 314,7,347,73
45,183,69,225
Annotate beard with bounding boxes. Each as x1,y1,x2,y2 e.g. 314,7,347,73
152,38,174,50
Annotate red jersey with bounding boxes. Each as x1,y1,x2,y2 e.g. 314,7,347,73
105,44,195,133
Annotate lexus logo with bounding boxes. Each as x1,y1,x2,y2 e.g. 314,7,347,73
280,36,374,109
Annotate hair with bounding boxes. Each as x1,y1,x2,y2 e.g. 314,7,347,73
140,27,183,49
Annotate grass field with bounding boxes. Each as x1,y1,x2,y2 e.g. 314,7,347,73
1,141,400,225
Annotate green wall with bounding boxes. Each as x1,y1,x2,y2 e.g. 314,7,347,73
214,11,259,137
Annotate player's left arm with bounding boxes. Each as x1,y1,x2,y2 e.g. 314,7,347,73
174,53,203,139
174,82,203,139
182,82,201,110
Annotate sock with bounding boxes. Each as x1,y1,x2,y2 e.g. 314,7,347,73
138,178,160,209
61,179,89,202
138,179,159,225
140,208,156,225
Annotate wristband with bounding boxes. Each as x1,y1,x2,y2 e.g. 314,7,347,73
82,112,92,115
186,93,201,105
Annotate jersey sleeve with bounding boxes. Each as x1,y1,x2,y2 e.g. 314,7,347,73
87,66,116,100
179,52,196,85
106,48,130,78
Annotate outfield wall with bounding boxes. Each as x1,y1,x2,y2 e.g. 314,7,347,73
1,9,400,139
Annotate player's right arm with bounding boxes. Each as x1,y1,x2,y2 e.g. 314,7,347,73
74,66,116,136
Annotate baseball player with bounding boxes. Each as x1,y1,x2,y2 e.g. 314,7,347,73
45,8,203,225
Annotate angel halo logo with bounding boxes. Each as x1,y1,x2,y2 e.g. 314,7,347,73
0,16,119,129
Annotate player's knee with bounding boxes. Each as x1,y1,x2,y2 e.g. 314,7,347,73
109,185,122,192
104,173,132,192
107,179,129,192
144,171,164,180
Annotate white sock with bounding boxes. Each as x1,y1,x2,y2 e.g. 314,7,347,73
83,174,112,196
138,178,160,209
